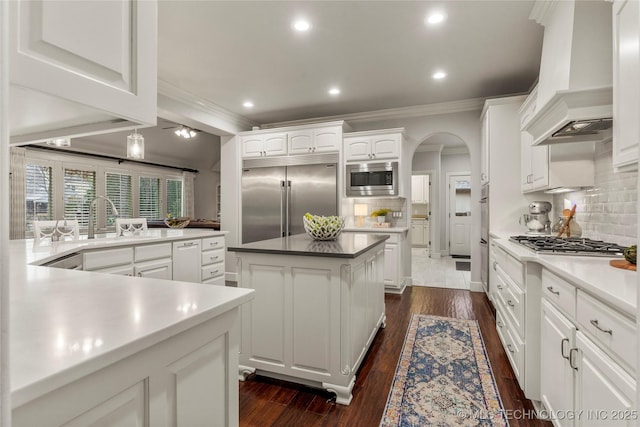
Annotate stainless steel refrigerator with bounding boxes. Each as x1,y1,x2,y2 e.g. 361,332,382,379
242,154,338,244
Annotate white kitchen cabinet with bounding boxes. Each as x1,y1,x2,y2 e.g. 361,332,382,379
540,268,637,425
288,125,341,155
344,130,402,162
541,300,576,427
612,0,639,172
240,132,287,158
9,0,157,144
411,175,429,204
382,232,406,293
83,247,133,272
134,258,172,280
173,239,202,283
481,109,490,184
201,235,226,285
411,219,429,248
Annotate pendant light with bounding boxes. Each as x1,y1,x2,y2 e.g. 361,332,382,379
126,129,144,159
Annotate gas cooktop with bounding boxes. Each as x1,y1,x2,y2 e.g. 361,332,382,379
509,235,626,257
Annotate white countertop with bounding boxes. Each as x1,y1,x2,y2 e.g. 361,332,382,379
490,232,637,318
343,226,409,233
10,229,254,407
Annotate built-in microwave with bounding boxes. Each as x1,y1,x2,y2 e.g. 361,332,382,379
346,162,398,197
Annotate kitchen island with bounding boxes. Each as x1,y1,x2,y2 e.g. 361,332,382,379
10,230,254,427
228,232,388,405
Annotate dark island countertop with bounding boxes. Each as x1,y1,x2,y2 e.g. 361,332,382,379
228,232,389,258
147,219,220,230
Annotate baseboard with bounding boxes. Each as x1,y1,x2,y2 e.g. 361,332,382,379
225,272,238,283
469,280,484,292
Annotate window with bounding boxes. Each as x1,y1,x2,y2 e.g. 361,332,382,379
166,178,183,218
64,168,97,228
139,176,160,219
25,163,53,231
106,172,133,225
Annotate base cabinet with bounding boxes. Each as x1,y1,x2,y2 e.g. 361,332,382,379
236,245,385,405
172,239,202,283
13,309,242,427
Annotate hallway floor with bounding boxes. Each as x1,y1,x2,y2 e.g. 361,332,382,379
411,247,471,290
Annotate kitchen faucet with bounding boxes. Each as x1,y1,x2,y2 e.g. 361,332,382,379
88,196,119,239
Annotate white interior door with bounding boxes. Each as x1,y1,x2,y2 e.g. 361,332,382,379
449,175,471,256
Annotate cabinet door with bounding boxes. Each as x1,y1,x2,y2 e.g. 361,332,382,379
313,126,341,152
411,222,424,245
344,137,372,161
135,259,172,280
172,240,202,283
521,133,533,192
613,0,639,171
383,242,399,286
288,130,314,155
481,111,490,184
411,176,425,203
575,331,636,426
241,135,265,158
530,144,549,190
371,134,400,159
422,222,429,247
263,132,288,156
93,264,134,276
541,300,576,426
9,0,156,126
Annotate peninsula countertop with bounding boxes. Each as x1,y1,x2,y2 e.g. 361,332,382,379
228,232,389,258
10,229,254,407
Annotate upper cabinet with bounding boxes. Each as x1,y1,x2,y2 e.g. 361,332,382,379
519,87,550,193
344,130,402,162
480,110,490,185
239,121,348,159
411,175,429,204
9,0,157,144
612,0,639,171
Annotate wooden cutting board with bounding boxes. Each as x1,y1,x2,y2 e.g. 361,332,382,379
610,260,637,271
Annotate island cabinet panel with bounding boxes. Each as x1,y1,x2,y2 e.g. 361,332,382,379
13,309,241,427
291,267,333,374
235,242,386,405
172,239,201,283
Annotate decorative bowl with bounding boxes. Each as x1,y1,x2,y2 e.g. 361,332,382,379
164,217,191,229
303,214,345,241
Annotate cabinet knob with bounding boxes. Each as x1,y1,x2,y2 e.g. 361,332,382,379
308,147,312,151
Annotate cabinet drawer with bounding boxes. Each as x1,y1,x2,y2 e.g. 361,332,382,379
202,276,225,286
202,236,225,251
576,290,637,372
84,247,133,270
496,307,524,385
201,262,224,282
494,246,524,289
135,243,171,262
500,269,525,338
542,269,576,318
201,248,224,266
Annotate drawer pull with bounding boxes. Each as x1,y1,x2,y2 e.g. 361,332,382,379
546,286,560,296
492,261,497,270
506,344,515,354
507,300,515,308
560,338,569,360
590,319,613,335
181,242,196,247
209,242,219,247
497,320,504,328
569,348,579,370
497,284,504,290
210,256,219,262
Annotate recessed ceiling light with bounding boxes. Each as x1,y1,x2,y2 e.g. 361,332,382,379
329,87,340,95
293,20,311,32
432,71,447,80
426,13,446,25
243,101,254,108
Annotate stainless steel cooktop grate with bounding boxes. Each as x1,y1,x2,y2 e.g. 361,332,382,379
509,235,626,256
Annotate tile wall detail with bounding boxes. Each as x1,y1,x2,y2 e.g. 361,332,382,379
553,140,637,247
348,198,408,228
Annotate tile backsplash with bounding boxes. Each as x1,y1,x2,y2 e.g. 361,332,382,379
346,198,408,228
553,140,637,247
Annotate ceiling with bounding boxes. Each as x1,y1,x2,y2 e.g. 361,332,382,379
158,1,543,125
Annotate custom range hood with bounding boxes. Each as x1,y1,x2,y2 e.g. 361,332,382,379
525,0,613,146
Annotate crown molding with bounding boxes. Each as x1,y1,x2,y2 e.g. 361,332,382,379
415,144,444,153
262,97,486,129
157,80,257,134
529,0,557,26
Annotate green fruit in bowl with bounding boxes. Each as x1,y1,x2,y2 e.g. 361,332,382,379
623,245,636,264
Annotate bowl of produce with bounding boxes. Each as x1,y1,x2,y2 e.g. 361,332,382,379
164,214,191,229
624,245,636,265
303,213,345,241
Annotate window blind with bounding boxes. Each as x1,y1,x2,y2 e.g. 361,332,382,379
139,176,160,219
25,163,53,230
106,172,133,225
166,178,183,218
64,168,97,228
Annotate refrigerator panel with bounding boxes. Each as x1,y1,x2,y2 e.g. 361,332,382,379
241,167,286,243
287,163,338,236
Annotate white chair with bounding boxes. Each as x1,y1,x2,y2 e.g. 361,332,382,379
33,219,80,242
115,218,148,236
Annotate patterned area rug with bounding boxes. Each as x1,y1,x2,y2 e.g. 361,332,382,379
380,314,508,426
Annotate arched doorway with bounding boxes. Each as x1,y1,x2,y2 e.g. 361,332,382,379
410,132,472,290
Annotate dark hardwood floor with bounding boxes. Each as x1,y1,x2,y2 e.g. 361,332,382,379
239,286,552,426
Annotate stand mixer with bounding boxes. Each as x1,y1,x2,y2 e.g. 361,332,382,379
520,201,552,234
